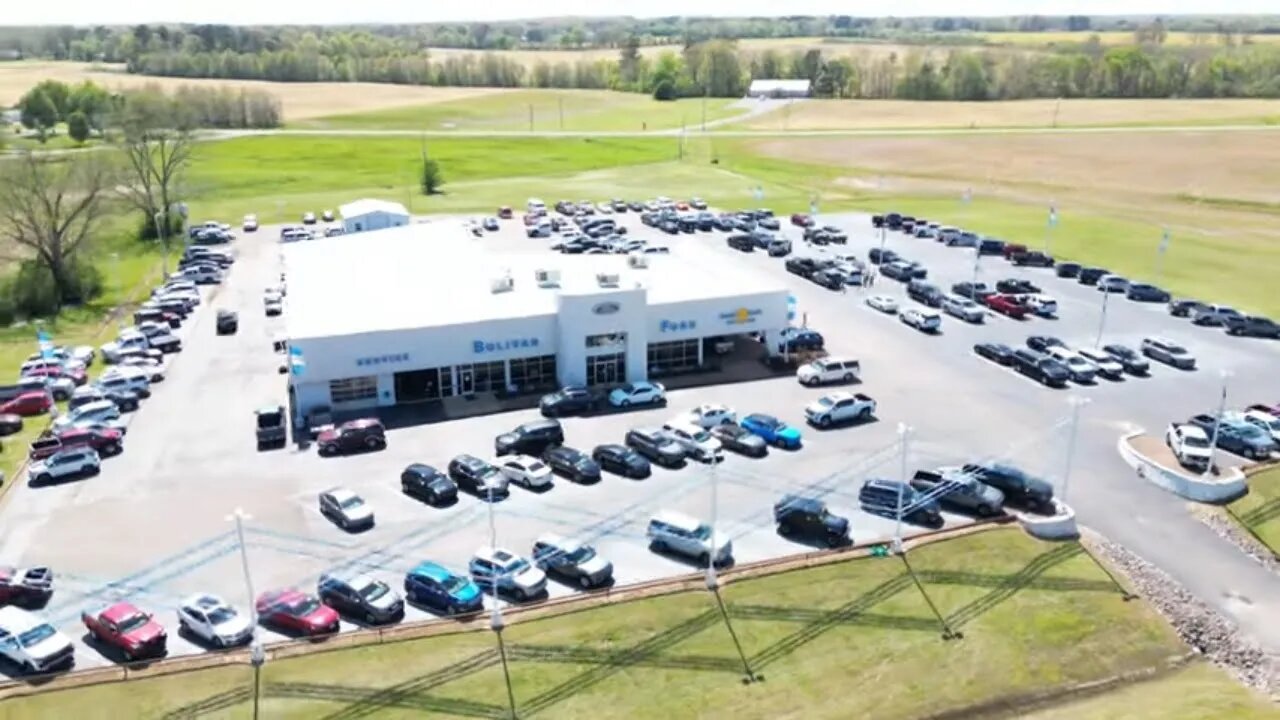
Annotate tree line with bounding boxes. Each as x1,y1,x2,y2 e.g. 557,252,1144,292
13,79,282,143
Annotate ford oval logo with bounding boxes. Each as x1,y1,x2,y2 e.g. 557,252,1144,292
593,302,621,315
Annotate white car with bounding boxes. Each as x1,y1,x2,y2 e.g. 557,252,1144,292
0,606,74,674
796,357,861,386
177,594,254,648
499,455,554,489
96,372,152,399
100,332,151,364
1241,410,1280,443
1077,348,1124,380
115,356,165,382
683,404,737,428
646,511,732,566
900,308,942,332
866,295,898,314
941,295,985,323
25,345,94,368
1165,424,1212,471
1047,347,1098,383
609,381,665,408
170,265,222,284
53,399,121,430
302,211,317,224
1097,275,1130,293
469,547,547,601
27,447,101,485
14,374,76,402
20,357,84,377
1022,294,1058,317
242,214,259,232
659,421,722,462
804,392,877,427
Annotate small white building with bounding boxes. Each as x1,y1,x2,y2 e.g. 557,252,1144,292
339,199,410,235
747,79,812,99
282,222,791,419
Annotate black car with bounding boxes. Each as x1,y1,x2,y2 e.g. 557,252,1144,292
401,464,458,504
714,215,737,231
978,239,1005,256
494,419,564,456
1010,250,1054,267
962,463,1054,511
317,573,403,625
216,310,238,335
1224,315,1280,338
539,386,599,417
1168,299,1209,318
767,239,792,257
973,342,1016,366
628,201,645,212
1012,349,1070,388
1101,344,1151,375
659,220,680,235
867,248,899,265
448,454,509,497
810,269,845,291
1126,283,1171,303
1055,262,1082,279
879,261,915,282
1077,267,1109,285
773,495,849,547
317,420,386,456
624,428,686,468
757,216,781,231
785,257,822,279
709,423,768,457
541,445,602,483
951,281,995,301
996,279,1040,295
727,234,755,252
858,478,942,526
1026,335,1066,353
906,280,944,308
591,444,651,478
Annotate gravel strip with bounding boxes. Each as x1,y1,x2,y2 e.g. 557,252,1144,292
1081,528,1279,698
1188,504,1280,574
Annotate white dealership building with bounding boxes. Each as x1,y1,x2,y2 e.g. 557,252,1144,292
282,221,792,418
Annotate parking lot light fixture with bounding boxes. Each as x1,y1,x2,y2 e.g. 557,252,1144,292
226,508,263,720
1063,397,1091,503
1204,370,1233,479
893,423,912,553
1093,289,1111,349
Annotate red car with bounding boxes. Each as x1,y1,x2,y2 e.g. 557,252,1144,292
82,601,167,660
791,213,814,227
29,428,124,460
522,213,538,226
1001,243,1029,260
0,391,52,417
675,201,690,211
23,365,87,386
0,566,53,607
983,293,1031,319
256,589,340,636
497,206,513,220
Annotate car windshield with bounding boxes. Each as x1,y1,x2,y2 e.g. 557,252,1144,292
816,397,835,408
286,597,321,616
208,607,237,625
117,612,150,633
256,413,281,428
359,581,390,602
692,524,713,541
18,624,56,646
441,575,469,594
338,496,364,510
1239,426,1268,441
501,558,531,574
618,383,636,393
566,545,597,564
1164,344,1187,355
526,461,547,472
1183,435,1210,448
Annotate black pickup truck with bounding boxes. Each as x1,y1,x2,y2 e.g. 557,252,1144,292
255,405,288,450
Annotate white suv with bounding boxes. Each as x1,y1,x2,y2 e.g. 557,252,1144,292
796,357,861,386
0,606,75,674
646,511,732,566
660,421,722,462
177,594,254,648
54,399,122,431
28,447,101,485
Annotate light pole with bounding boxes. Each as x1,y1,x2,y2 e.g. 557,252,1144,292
1204,370,1233,478
226,508,263,720
1093,289,1111,349
893,423,911,553
970,245,981,290
1045,204,1058,255
1062,397,1090,503
1155,228,1170,287
487,485,519,719
153,210,169,276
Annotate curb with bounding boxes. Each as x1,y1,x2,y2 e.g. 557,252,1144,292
1117,431,1248,503
1014,499,1078,541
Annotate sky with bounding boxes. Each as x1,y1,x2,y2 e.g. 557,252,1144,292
1,2,1274,26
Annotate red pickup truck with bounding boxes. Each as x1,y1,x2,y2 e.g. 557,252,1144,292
29,428,124,460
82,602,167,660
983,293,1031,319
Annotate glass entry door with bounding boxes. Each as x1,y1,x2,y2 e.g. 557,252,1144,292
459,366,475,394
586,354,625,386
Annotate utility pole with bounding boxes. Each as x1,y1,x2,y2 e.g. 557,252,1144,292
487,485,519,719
1093,289,1111,349
1045,203,1058,255
1155,228,1170,287
558,97,564,131
1062,397,1090,502
1204,371,1233,478
227,509,263,720
893,423,911,553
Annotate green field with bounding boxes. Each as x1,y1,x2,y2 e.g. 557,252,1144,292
6,528,1271,720
1226,467,1280,556
295,90,743,132
976,30,1280,47
1024,662,1279,720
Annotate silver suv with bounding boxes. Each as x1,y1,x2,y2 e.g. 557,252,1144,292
28,447,100,486
646,511,732,566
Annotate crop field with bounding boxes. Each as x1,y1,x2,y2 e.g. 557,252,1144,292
735,98,1280,131
976,30,1280,47
295,89,743,132
0,61,509,121
5,528,1272,720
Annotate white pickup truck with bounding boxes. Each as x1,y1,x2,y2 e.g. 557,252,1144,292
1165,423,1213,471
804,392,877,427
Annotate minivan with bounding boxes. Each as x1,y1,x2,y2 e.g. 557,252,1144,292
646,511,733,566
527,198,546,216
858,478,943,526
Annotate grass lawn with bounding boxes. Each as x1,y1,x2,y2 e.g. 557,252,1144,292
6,527,1264,720
1226,467,1280,556
295,90,744,132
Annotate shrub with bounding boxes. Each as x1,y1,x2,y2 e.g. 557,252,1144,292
653,79,677,101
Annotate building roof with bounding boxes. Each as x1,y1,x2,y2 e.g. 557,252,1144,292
338,199,409,219
283,220,788,341
748,79,812,93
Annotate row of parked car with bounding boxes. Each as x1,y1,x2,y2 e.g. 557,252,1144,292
972,335,1194,388
1165,404,1280,470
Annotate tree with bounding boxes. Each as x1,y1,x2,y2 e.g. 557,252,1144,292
19,89,59,142
69,80,112,134
0,152,115,310
420,156,444,194
114,87,195,274
618,34,641,86
30,80,72,120
67,111,90,144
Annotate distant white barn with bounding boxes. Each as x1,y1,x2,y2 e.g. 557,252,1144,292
747,79,812,99
340,199,410,235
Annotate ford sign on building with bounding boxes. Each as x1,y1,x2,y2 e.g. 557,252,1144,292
281,219,789,420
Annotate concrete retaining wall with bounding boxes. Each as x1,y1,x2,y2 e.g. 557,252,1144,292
1118,431,1248,503
1016,500,1079,540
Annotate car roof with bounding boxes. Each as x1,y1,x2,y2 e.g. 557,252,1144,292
100,602,145,623
0,605,44,631
651,510,700,530
778,494,823,512
821,392,856,402
324,487,358,501
475,547,520,564
409,561,455,582
182,594,228,611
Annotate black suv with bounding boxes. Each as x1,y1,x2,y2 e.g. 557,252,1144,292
868,248,899,265
541,445,602,483
495,419,564,456
1077,267,1109,285
624,428,686,468
785,257,822,279
1010,250,1054,267
727,234,755,252
448,454,509,497
1055,262,1082,279
539,386,599,417
317,419,386,456
400,463,458,504
858,479,942,526
1012,349,1069,388
1224,315,1280,338
962,463,1054,511
906,281,944,307
951,281,994,301
996,279,1040,295
773,495,849,546
317,572,404,625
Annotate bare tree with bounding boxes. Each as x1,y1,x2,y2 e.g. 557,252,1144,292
0,152,116,310
114,86,195,274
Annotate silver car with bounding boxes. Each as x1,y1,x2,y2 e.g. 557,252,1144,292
532,534,614,588
646,511,732,567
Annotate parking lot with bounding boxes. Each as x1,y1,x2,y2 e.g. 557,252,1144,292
2,204,1279,672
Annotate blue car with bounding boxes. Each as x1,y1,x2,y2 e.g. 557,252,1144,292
403,562,484,615
741,413,802,449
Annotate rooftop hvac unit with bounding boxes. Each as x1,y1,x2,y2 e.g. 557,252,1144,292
490,275,514,293
535,268,561,288
596,272,620,288
627,254,649,269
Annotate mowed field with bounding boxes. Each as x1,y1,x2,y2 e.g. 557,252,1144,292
977,30,1280,47
0,61,510,121
296,89,743,131
736,98,1280,130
